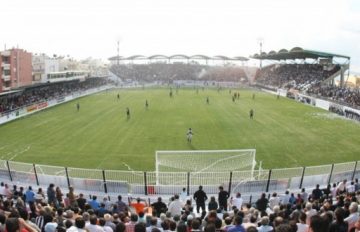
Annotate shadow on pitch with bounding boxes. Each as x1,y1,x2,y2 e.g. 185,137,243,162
187,143,196,150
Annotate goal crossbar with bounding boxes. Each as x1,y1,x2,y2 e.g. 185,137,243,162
155,149,256,185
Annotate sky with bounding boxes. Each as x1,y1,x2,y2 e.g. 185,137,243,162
1,0,360,72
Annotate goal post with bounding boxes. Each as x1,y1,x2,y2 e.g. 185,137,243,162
155,149,256,184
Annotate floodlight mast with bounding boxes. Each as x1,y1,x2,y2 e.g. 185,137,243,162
257,37,264,70
117,40,120,65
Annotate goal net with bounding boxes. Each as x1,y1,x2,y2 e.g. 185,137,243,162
155,149,256,176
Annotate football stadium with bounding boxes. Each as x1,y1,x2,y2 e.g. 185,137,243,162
1,1,360,231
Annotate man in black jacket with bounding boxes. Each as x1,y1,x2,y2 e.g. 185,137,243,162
218,186,229,211
256,193,268,213
193,185,208,213
312,184,323,201
151,197,167,217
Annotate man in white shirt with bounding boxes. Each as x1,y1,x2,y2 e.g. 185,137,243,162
179,188,187,203
257,216,273,232
146,217,163,232
102,197,113,212
337,180,347,194
268,192,280,210
86,215,105,232
304,202,317,225
296,212,309,232
230,192,243,210
167,195,183,217
300,188,308,203
355,178,360,192
82,212,90,227
99,218,113,232
67,217,87,232
345,202,359,230
347,181,356,193
44,221,58,232
280,190,290,205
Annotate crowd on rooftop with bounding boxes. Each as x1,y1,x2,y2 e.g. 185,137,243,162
0,78,109,114
0,178,359,232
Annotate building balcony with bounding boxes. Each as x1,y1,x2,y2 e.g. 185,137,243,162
2,75,11,82
2,86,11,91
1,51,10,57
1,63,10,70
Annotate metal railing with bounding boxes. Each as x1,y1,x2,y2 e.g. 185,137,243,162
0,159,359,196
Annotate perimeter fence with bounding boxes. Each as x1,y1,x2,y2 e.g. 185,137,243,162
0,160,359,196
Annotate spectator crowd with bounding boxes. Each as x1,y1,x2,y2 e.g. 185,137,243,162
255,63,360,108
0,77,109,114
307,85,360,109
110,64,247,83
0,177,359,232
255,64,340,91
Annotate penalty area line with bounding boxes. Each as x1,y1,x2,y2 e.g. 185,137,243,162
8,145,31,161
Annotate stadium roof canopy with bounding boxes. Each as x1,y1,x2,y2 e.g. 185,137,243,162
108,55,123,61
108,54,249,61
169,54,189,59
126,55,147,60
252,47,350,60
148,55,169,59
190,55,211,60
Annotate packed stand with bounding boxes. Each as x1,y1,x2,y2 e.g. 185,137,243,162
200,67,247,83
110,63,204,82
255,64,340,91
110,64,247,83
0,77,109,114
0,178,360,232
255,63,360,109
307,85,360,109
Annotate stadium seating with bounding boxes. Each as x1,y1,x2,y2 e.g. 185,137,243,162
255,64,340,91
255,63,360,109
1,64,360,232
307,84,360,108
110,63,248,83
0,179,358,232
0,77,109,114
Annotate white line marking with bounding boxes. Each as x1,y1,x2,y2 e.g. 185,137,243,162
122,162,136,172
9,145,31,161
55,170,66,175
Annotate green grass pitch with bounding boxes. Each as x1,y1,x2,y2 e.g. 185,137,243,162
0,87,359,171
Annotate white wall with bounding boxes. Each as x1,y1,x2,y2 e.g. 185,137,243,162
32,55,60,82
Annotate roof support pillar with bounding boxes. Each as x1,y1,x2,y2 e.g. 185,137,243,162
340,66,345,87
